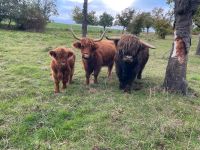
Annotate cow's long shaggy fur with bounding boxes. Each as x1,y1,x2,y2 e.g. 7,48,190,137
115,34,149,92
73,38,116,85
49,47,75,93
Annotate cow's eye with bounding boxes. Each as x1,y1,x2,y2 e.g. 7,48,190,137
81,45,85,49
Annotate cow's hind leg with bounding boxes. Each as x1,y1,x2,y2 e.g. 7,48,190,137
69,68,74,84
137,51,149,79
108,62,114,79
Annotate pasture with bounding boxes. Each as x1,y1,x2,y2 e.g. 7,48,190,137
0,23,200,149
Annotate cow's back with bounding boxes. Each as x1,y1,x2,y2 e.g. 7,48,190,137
95,40,116,66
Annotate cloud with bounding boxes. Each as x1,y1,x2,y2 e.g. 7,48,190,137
68,0,93,3
52,0,168,24
102,0,136,12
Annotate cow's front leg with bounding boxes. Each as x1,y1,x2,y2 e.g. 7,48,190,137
124,84,131,93
62,79,68,90
62,72,69,90
86,70,93,85
119,81,126,90
124,77,135,93
94,67,101,84
53,73,60,93
54,80,60,93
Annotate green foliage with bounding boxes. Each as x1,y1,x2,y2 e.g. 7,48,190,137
72,6,98,25
99,12,114,30
193,6,200,28
87,11,98,26
0,0,19,25
0,0,58,31
115,8,135,31
72,6,82,24
141,12,154,34
127,13,144,35
153,19,172,39
151,7,172,39
15,1,46,31
126,11,153,35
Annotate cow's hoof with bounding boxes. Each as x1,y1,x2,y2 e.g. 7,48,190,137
124,87,131,93
61,88,67,92
54,91,60,94
94,81,98,84
119,83,125,90
62,87,66,90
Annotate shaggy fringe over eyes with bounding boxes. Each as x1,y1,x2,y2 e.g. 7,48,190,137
81,38,96,49
117,34,141,56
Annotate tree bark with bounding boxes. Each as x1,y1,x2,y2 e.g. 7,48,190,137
82,0,88,37
8,18,12,28
196,34,200,55
122,27,125,34
163,0,199,95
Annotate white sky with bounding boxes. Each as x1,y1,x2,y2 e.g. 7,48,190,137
102,0,136,11
69,0,136,12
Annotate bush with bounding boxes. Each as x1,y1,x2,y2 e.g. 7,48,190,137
15,5,46,31
153,19,172,39
127,14,144,35
0,0,57,31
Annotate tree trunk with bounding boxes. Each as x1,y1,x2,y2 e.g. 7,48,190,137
147,27,149,34
122,27,125,34
82,0,88,37
103,26,106,31
196,34,200,55
8,18,12,28
163,0,199,95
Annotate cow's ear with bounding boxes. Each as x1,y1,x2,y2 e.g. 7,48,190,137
73,42,81,49
92,43,99,51
113,39,120,47
49,50,57,58
67,51,74,59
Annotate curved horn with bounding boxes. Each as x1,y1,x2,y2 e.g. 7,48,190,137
139,40,156,49
105,36,121,41
94,30,107,42
70,28,82,41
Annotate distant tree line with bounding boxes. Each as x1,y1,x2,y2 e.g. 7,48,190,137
0,0,57,31
72,6,173,39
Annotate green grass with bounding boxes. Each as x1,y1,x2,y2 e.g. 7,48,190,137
0,22,200,149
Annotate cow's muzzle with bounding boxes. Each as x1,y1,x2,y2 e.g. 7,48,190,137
123,56,133,63
82,54,90,60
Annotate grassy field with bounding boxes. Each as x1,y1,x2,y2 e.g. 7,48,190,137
0,23,200,150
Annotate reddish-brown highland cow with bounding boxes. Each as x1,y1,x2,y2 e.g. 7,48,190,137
71,30,116,85
106,34,156,92
49,47,75,93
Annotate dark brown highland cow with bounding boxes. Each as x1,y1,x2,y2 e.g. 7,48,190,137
71,30,116,85
106,34,155,92
49,47,75,93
